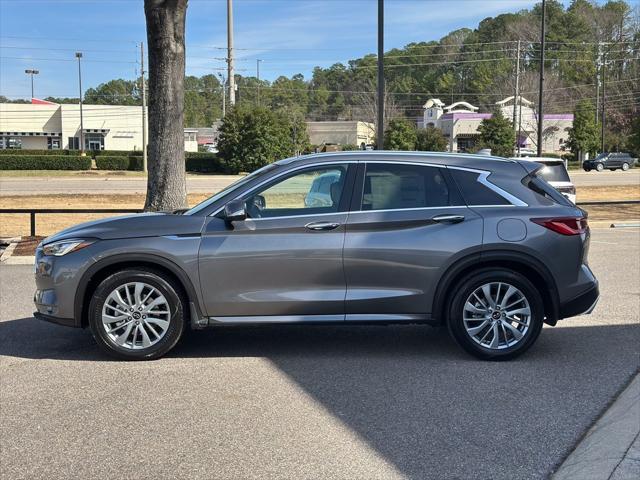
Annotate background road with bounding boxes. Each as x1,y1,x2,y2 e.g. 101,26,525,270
1,228,639,479
1,169,639,196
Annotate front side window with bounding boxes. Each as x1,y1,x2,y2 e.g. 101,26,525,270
360,163,456,211
245,165,347,218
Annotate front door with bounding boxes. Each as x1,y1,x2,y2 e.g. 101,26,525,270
198,163,356,320
343,162,483,319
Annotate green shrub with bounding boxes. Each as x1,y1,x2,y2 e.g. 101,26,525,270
95,155,143,171
93,149,143,158
185,153,229,173
0,155,91,170
0,149,72,155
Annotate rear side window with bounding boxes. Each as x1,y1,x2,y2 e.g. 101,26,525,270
448,169,511,206
361,163,457,211
539,162,570,182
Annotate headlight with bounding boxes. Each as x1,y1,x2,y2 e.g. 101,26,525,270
42,239,95,256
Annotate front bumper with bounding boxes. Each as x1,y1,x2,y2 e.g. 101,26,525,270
559,283,599,319
33,311,77,328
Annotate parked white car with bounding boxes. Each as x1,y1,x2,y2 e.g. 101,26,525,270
511,157,576,204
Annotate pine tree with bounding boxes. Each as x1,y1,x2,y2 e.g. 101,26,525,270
567,101,599,160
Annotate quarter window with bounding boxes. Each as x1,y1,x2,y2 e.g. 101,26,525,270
448,169,511,206
360,163,456,211
245,165,347,218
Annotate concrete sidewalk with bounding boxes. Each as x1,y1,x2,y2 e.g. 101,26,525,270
553,374,640,480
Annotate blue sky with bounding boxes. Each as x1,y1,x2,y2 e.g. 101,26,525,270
0,0,580,100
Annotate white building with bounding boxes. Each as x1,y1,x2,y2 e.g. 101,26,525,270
420,96,573,154
0,101,198,152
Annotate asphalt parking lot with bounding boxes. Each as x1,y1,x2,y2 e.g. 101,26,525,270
1,228,638,480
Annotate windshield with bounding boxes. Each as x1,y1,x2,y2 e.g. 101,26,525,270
184,163,279,215
538,161,570,182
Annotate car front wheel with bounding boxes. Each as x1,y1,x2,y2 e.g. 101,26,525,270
88,268,186,360
596,163,604,171
447,269,544,360
622,162,630,171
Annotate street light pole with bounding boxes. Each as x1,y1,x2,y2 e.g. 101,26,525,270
75,52,85,154
227,0,235,106
536,0,546,157
376,0,384,150
25,69,39,99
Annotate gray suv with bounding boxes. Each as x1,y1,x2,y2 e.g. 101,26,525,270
34,152,599,360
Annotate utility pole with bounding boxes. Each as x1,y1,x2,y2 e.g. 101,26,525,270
595,42,602,125
25,69,39,99
537,0,546,157
376,0,384,150
517,98,523,157
75,52,85,154
218,73,226,117
256,59,262,106
512,40,521,155
140,42,147,173
227,0,235,106
601,52,607,153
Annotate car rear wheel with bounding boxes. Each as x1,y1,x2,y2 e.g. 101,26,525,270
584,167,591,172
447,269,544,360
596,163,604,172
622,162,630,171
88,268,186,360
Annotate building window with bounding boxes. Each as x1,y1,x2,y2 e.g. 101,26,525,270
47,137,61,150
68,137,80,150
85,133,104,151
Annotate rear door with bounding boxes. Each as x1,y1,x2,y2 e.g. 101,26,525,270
343,161,483,319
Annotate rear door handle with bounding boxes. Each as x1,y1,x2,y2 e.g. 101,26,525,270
305,221,341,231
431,214,465,224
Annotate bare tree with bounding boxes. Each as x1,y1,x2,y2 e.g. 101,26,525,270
351,79,401,142
144,0,188,211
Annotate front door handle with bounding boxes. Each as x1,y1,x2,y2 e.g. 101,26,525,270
431,214,465,224
305,221,341,231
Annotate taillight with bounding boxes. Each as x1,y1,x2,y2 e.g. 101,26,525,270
531,217,588,235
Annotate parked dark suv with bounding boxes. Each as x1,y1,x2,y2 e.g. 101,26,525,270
34,152,599,361
583,152,637,172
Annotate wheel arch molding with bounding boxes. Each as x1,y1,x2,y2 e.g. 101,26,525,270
74,253,205,329
432,249,560,326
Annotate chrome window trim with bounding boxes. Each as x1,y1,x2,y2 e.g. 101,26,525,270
447,165,528,207
210,159,527,218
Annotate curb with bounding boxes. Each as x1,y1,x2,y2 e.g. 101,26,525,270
553,373,640,480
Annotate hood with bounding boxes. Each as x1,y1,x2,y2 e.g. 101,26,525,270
43,212,206,245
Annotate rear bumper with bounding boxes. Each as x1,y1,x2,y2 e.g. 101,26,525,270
559,283,599,319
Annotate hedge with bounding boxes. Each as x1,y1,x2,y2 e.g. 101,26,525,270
95,156,143,171
0,149,73,156
0,155,91,170
185,153,231,173
93,149,143,157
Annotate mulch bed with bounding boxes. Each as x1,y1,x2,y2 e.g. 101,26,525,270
12,236,45,256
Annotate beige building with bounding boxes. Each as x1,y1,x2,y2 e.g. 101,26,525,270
420,97,573,154
0,102,198,152
306,121,374,149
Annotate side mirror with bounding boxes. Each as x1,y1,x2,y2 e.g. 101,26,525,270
224,199,246,222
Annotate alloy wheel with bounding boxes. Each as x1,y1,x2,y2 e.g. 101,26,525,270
101,282,171,350
462,282,531,350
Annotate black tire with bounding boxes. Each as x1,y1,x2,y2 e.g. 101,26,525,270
447,269,544,360
88,268,186,360
622,162,630,171
584,167,591,172
596,163,604,172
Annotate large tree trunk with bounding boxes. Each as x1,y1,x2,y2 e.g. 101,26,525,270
144,0,188,211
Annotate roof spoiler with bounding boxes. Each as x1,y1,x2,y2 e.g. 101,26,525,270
515,159,544,176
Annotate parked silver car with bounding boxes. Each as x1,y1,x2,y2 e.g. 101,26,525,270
34,152,599,360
